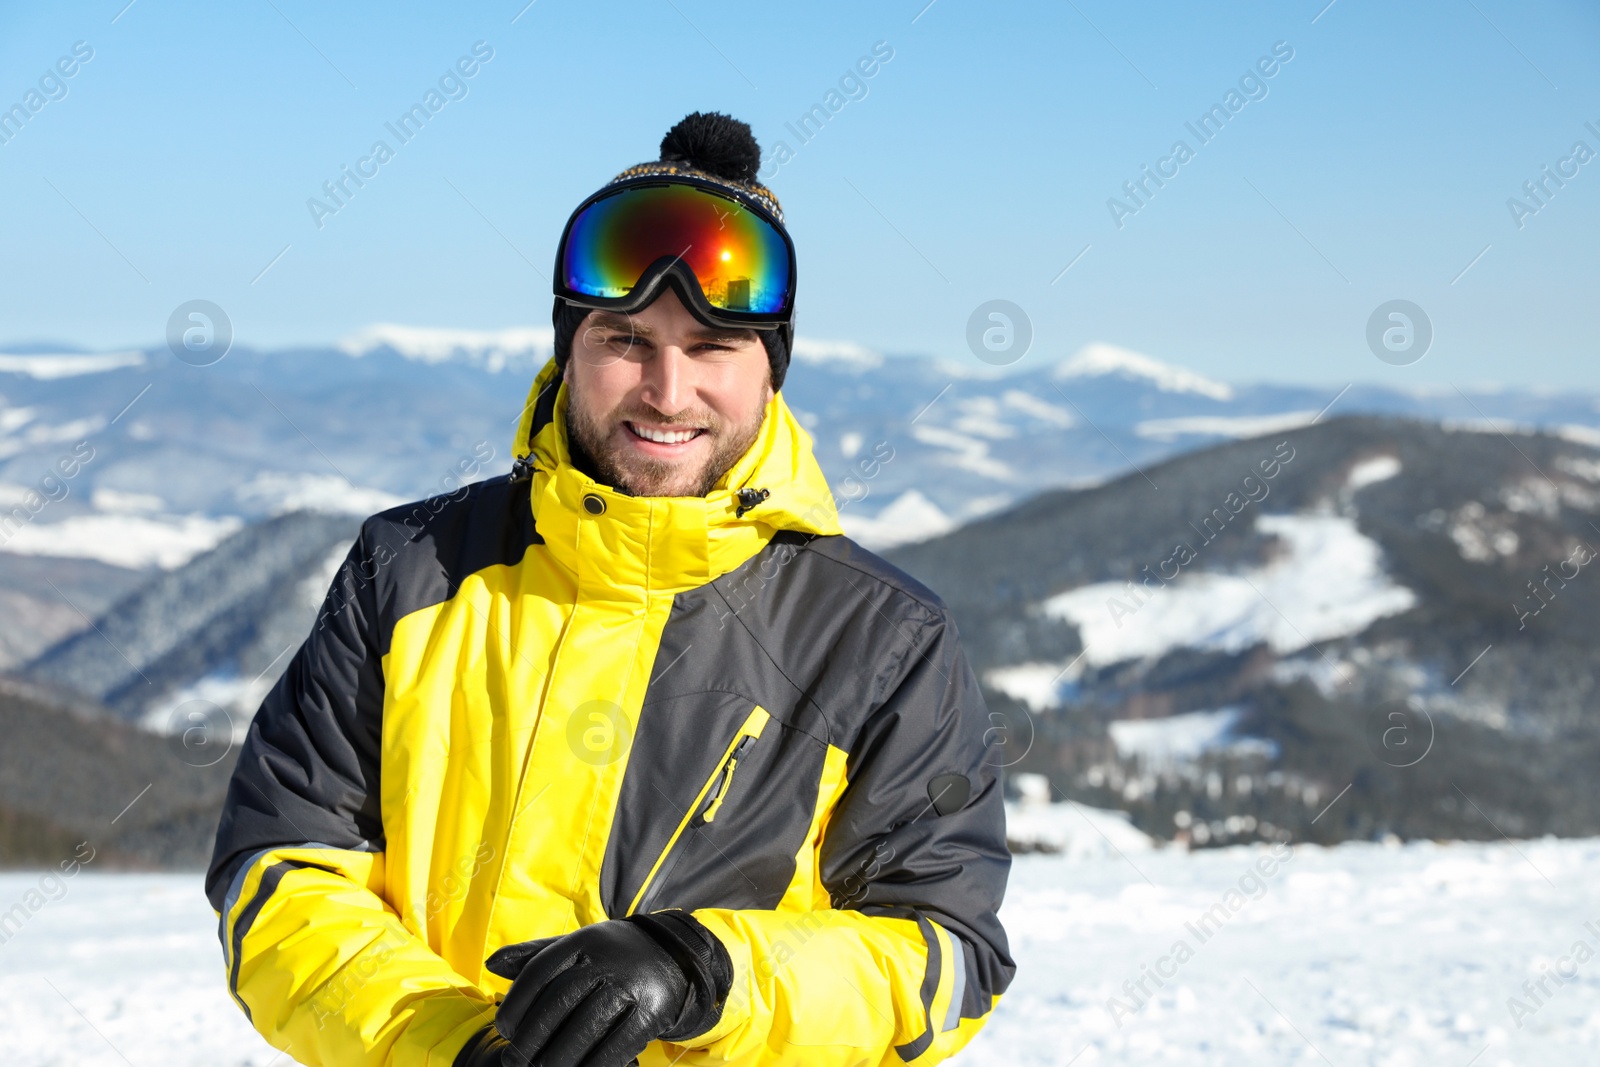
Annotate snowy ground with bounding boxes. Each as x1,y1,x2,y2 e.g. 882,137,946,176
2,838,1598,1065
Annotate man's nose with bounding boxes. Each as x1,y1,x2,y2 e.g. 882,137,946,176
639,344,692,415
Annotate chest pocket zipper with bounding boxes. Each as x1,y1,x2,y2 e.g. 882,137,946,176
627,705,770,916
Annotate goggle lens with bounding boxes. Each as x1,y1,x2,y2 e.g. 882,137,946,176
561,183,792,316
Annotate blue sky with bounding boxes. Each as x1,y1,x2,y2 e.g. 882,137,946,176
0,0,1597,386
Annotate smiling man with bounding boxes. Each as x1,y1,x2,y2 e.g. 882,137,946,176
563,297,772,500
208,112,1014,1067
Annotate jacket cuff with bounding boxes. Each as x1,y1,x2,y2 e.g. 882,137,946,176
450,1025,509,1067
664,909,751,1049
628,909,734,1044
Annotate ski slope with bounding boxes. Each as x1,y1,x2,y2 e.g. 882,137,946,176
0,838,1595,1065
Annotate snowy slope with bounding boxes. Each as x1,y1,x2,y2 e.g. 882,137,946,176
1041,512,1419,668
886,415,1600,847
1,840,1596,1065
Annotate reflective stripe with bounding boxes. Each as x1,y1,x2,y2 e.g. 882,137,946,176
218,846,277,975
228,860,338,1021
218,842,376,1018
942,931,966,1032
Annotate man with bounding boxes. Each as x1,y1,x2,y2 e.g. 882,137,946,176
208,112,1014,1067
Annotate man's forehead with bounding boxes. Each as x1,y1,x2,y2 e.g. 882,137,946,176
585,309,756,341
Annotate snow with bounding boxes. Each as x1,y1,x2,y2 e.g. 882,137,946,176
790,337,883,371
1446,502,1521,562
138,671,276,742
1054,343,1235,402
1556,454,1600,482
985,659,1082,712
336,324,554,372
336,325,895,377
90,487,165,513
1270,654,1359,698
1555,424,1600,449
1135,410,1319,441
0,407,36,433
235,472,406,516
0,513,244,570
1000,389,1074,427
1108,707,1278,771
839,489,955,550
1042,513,1419,666
1345,454,1402,490
950,397,1019,440
0,416,107,458
0,351,146,379
5,839,1600,1065
966,838,1600,1065
1005,797,1157,858
909,424,1015,480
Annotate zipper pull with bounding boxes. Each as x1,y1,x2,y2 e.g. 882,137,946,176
702,760,738,823
701,735,755,824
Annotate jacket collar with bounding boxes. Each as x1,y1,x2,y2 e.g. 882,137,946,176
510,357,842,600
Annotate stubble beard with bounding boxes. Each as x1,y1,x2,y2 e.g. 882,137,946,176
565,378,768,498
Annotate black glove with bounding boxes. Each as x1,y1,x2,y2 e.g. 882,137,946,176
484,911,732,1067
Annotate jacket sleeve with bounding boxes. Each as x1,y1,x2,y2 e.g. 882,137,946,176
205,518,494,1067
683,606,1015,1066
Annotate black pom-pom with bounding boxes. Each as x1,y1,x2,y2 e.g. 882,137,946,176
659,112,761,184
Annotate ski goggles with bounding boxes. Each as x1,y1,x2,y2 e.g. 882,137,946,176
554,176,796,329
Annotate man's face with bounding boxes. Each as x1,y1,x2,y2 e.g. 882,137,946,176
563,287,774,498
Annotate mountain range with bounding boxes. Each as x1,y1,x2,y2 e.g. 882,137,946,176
4,329,1599,863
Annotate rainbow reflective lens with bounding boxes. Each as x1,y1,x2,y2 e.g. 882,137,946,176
558,180,794,320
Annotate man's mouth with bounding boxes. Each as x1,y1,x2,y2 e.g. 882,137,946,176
624,421,706,446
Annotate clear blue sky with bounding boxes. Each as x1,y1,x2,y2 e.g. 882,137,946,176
1,0,1597,387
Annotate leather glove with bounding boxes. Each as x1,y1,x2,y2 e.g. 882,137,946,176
483,910,732,1067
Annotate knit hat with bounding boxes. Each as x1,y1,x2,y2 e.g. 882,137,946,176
552,112,793,391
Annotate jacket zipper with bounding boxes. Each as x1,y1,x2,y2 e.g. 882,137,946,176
626,705,769,916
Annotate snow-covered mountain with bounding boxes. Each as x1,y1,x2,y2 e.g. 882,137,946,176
885,414,1600,848
2,328,1597,585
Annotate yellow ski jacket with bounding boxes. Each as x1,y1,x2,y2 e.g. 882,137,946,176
207,357,1014,1067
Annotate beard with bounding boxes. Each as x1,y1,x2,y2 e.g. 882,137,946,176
564,378,768,498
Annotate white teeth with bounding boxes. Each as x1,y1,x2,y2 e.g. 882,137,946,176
631,423,700,445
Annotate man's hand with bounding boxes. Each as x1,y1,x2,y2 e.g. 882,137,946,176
482,911,732,1067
